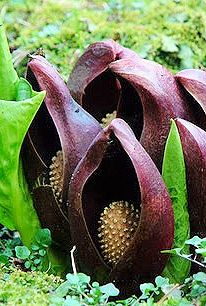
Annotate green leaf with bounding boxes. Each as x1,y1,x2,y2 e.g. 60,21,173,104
16,78,34,101
64,297,82,306
50,296,65,305
193,272,206,283
0,90,45,245
92,281,99,288
31,244,39,251
161,35,178,53
66,274,80,285
24,261,31,269
168,13,188,23
139,282,157,299
0,19,19,100
38,24,60,38
39,249,46,257
162,120,190,283
100,283,120,297
35,229,52,248
155,276,170,288
195,248,206,257
34,258,41,265
161,284,182,300
77,273,90,285
179,45,193,69
15,246,30,259
55,280,70,297
138,43,152,58
185,236,204,247
0,254,9,265
3,248,13,258
0,23,45,247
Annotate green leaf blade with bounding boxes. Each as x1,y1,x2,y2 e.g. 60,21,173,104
162,119,190,283
0,19,19,100
0,90,45,245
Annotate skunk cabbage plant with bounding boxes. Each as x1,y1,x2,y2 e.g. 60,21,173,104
23,55,102,251
68,40,206,169
2,21,206,295
67,118,174,293
23,53,176,293
0,20,69,273
18,41,206,292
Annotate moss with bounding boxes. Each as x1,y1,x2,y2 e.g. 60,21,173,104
0,266,62,305
0,0,205,80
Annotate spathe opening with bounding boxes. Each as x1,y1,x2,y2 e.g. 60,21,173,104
82,69,121,121
26,66,61,166
82,135,141,266
82,70,143,140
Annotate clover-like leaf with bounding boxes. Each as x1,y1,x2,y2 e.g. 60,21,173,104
100,283,119,297
185,236,205,247
15,246,30,260
35,228,52,247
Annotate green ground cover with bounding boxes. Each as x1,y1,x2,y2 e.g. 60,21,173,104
2,0,206,79
0,266,62,305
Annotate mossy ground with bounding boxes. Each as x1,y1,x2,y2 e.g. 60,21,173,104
0,266,62,305
2,0,206,80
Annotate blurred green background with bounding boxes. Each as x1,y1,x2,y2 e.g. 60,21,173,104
1,0,206,80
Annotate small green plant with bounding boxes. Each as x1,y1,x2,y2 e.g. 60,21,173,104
1,232,206,305
128,272,206,305
15,228,52,271
48,237,206,305
0,228,52,272
49,271,206,305
50,272,120,306
0,266,62,305
164,236,206,269
0,228,21,267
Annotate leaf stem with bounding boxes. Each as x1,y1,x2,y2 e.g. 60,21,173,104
70,245,77,275
156,283,184,305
